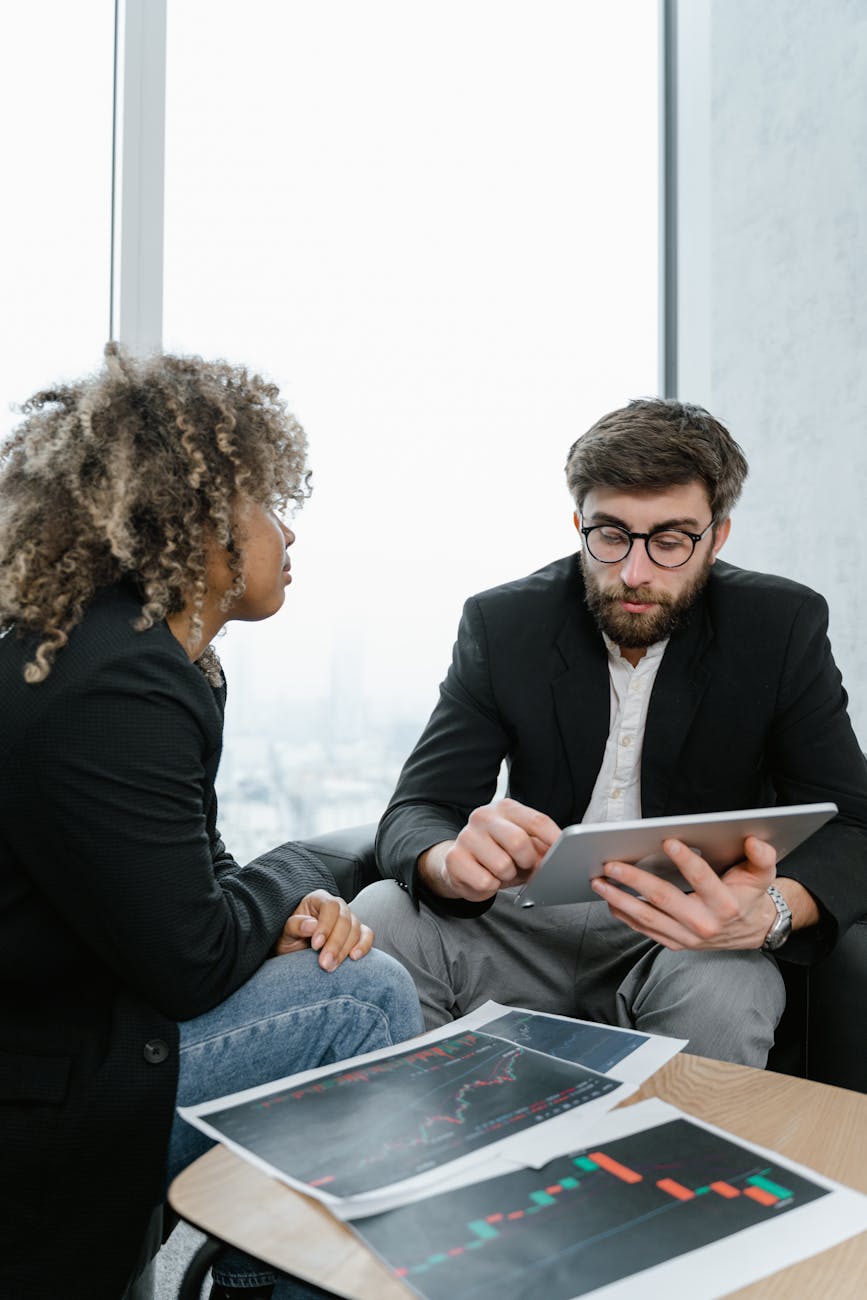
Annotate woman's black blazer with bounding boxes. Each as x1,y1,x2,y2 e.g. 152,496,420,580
0,583,334,1299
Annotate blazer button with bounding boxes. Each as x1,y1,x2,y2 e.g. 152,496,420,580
143,1038,170,1065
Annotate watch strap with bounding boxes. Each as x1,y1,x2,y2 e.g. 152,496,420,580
761,884,793,951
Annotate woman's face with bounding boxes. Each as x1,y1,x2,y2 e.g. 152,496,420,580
210,499,295,623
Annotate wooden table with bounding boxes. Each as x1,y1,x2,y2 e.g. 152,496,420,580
168,1053,867,1298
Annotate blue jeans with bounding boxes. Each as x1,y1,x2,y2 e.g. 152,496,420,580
168,947,424,1296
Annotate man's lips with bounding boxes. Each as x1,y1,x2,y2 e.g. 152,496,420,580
620,600,655,613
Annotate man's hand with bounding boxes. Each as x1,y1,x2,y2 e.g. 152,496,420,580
418,798,561,902
589,834,786,950
275,889,374,969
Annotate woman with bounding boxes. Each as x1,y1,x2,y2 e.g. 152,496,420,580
0,346,423,1300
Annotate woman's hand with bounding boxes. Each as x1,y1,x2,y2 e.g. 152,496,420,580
274,889,374,969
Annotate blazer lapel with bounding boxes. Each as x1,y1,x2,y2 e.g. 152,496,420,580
551,599,612,820
641,594,714,815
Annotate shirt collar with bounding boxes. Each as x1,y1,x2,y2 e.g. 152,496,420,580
602,632,670,669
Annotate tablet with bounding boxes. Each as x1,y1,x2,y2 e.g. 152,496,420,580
515,802,838,907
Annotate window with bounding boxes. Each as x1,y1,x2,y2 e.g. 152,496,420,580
0,2,114,437
163,0,659,859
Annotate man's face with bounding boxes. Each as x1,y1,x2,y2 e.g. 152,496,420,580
577,482,730,653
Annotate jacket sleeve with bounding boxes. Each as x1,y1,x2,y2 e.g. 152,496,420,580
13,647,337,1022
376,596,511,913
767,590,867,960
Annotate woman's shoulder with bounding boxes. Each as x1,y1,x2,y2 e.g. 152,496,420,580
2,582,221,732
57,582,193,680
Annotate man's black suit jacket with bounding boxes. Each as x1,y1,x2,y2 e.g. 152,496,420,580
0,583,335,1300
377,556,867,953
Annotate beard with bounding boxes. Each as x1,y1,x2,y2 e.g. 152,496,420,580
581,551,712,649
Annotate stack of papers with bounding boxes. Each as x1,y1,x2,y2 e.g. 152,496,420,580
179,1002,867,1298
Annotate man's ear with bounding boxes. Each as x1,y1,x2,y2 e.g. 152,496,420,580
573,510,581,533
710,516,732,562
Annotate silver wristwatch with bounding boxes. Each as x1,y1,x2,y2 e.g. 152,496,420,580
761,884,793,951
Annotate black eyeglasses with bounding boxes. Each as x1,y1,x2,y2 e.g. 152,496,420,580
580,519,716,569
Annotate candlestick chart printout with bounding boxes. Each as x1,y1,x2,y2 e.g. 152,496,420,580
481,1010,647,1074
203,1031,619,1198
352,1117,829,1299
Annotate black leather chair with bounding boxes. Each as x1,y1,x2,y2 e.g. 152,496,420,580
299,823,867,1095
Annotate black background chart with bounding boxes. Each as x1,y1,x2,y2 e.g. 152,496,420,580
353,1117,829,1300
482,1010,647,1074
204,1030,619,1197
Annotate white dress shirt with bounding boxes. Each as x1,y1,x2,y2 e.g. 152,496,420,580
582,635,669,824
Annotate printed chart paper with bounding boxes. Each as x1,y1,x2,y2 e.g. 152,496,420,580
349,1098,867,1299
179,1002,683,1215
462,1001,686,1085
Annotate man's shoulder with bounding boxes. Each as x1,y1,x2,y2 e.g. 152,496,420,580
708,561,826,619
471,554,581,612
462,555,584,641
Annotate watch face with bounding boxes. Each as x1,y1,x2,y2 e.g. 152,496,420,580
764,920,791,950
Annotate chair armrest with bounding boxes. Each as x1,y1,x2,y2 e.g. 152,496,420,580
767,961,808,1078
295,823,380,902
806,915,867,1093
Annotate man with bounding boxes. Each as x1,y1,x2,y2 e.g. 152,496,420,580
354,398,867,1066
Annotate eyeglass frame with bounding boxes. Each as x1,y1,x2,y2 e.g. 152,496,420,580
579,518,717,570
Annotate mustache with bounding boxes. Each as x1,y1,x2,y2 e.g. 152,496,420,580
600,584,672,608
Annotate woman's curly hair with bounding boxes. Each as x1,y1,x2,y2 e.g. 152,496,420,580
0,344,311,685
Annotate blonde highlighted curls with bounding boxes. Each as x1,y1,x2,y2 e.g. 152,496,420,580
0,344,311,684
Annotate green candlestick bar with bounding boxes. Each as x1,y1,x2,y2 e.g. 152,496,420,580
530,1190,557,1207
468,1219,500,1241
573,1156,599,1172
747,1174,793,1201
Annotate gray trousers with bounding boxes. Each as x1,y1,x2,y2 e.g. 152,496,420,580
353,880,786,1068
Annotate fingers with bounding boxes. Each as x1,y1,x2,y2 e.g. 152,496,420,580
440,842,509,901
275,891,374,968
274,912,319,955
591,879,696,949
593,841,723,925
741,834,778,881
590,835,781,950
493,798,561,854
598,835,776,910
445,799,561,898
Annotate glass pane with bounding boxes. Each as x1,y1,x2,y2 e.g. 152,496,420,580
164,0,659,860
0,1,114,438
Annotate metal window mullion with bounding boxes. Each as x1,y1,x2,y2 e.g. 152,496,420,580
660,0,677,399
111,0,166,355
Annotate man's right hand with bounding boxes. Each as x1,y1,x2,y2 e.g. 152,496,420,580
417,798,561,901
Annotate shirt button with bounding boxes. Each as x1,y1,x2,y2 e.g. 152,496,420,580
143,1038,170,1065
610,788,622,800
621,735,632,746
630,678,643,692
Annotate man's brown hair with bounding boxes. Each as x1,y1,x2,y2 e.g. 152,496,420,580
565,397,749,521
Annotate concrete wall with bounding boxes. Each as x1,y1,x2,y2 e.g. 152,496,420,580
675,0,867,742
